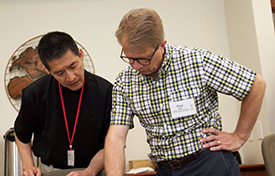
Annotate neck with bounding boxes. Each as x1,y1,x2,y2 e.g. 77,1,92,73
149,72,159,79
150,56,164,79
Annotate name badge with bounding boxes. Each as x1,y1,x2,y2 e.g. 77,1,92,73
169,98,197,119
67,150,75,166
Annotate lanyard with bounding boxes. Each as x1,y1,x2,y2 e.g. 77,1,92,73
58,78,85,150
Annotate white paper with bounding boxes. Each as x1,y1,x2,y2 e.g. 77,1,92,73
169,98,197,119
126,167,155,174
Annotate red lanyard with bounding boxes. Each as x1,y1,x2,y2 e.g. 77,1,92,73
58,78,85,150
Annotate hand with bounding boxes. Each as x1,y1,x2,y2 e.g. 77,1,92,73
21,167,42,176
66,169,95,176
199,128,246,151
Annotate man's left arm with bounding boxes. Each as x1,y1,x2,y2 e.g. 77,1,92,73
66,149,104,176
199,73,266,151
66,82,113,176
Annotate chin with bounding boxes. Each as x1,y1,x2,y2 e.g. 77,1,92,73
67,85,82,91
138,70,150,75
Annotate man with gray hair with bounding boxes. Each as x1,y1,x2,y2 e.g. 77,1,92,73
104,8,266,176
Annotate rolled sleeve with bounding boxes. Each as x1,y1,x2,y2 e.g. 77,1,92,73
203,50,256,101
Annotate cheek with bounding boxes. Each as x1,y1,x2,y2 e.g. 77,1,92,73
151,61,159,70
52,76,64,84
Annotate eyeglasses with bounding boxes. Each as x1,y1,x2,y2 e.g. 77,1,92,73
120,44,160,65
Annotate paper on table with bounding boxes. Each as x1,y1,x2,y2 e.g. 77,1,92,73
126,167,155,174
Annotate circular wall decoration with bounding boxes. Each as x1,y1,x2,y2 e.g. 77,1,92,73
4,34,95,112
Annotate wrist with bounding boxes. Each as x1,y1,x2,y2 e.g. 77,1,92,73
83,168,97,176
233,131,248,143
22,163,36,171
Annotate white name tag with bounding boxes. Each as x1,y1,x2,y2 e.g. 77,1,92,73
169,99,197,119
67,150,75,166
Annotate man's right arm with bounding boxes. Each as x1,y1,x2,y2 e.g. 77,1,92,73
15,133,41,176
104,125,130,176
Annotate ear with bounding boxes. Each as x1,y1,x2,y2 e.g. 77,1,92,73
160,40,167,54
160,40,167,48
79,48,84,61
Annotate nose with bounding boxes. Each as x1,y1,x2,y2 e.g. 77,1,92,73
131,60,143,70
66,71,75,82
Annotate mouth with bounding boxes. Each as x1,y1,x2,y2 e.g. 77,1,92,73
69,80,79,87
138,70,149,75
137,69,145,73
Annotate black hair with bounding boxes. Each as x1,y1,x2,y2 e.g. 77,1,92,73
37,31,80,71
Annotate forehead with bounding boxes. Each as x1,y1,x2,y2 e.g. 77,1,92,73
121,36,154,52
47,50,80,71
122,43,155,58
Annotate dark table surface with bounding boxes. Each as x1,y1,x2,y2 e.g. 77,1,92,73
42,168,105,176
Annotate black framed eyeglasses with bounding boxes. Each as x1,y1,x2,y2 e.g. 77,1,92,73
120,44,160,65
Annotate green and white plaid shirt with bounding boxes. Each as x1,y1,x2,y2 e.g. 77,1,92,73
111,44,256,162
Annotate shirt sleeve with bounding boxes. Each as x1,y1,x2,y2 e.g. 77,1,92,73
14,89,39,143
202,49,256,101
110,74,135,129
99,83,113,149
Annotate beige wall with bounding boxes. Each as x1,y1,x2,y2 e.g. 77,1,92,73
224,0,275,164
0,0,274,174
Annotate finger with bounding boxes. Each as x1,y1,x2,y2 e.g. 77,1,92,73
209,145,223,151
199,135,216,143
202,128,220,135
202,140,222,149
23,170,33,176
29,171,36,176
71,171,82,176
201,139,219,148
67,172,81,176
36,168,42,176
66,171,75,176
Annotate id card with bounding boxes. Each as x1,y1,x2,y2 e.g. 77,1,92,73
67,150,75,166
169,98,197,119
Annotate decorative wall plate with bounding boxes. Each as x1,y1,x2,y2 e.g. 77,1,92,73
4,34,95,111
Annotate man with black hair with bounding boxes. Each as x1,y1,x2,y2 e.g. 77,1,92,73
15,31,112,176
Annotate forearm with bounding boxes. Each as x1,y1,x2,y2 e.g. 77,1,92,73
14,133,35,170
104,125,129,176
105,136,125,176
84,149,104,176
200,74,266,151
234,74,266,142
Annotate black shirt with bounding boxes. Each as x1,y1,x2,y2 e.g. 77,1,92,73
14,70,113,169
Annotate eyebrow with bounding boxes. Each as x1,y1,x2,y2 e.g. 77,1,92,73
53,61,77,75
122,49,151,59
